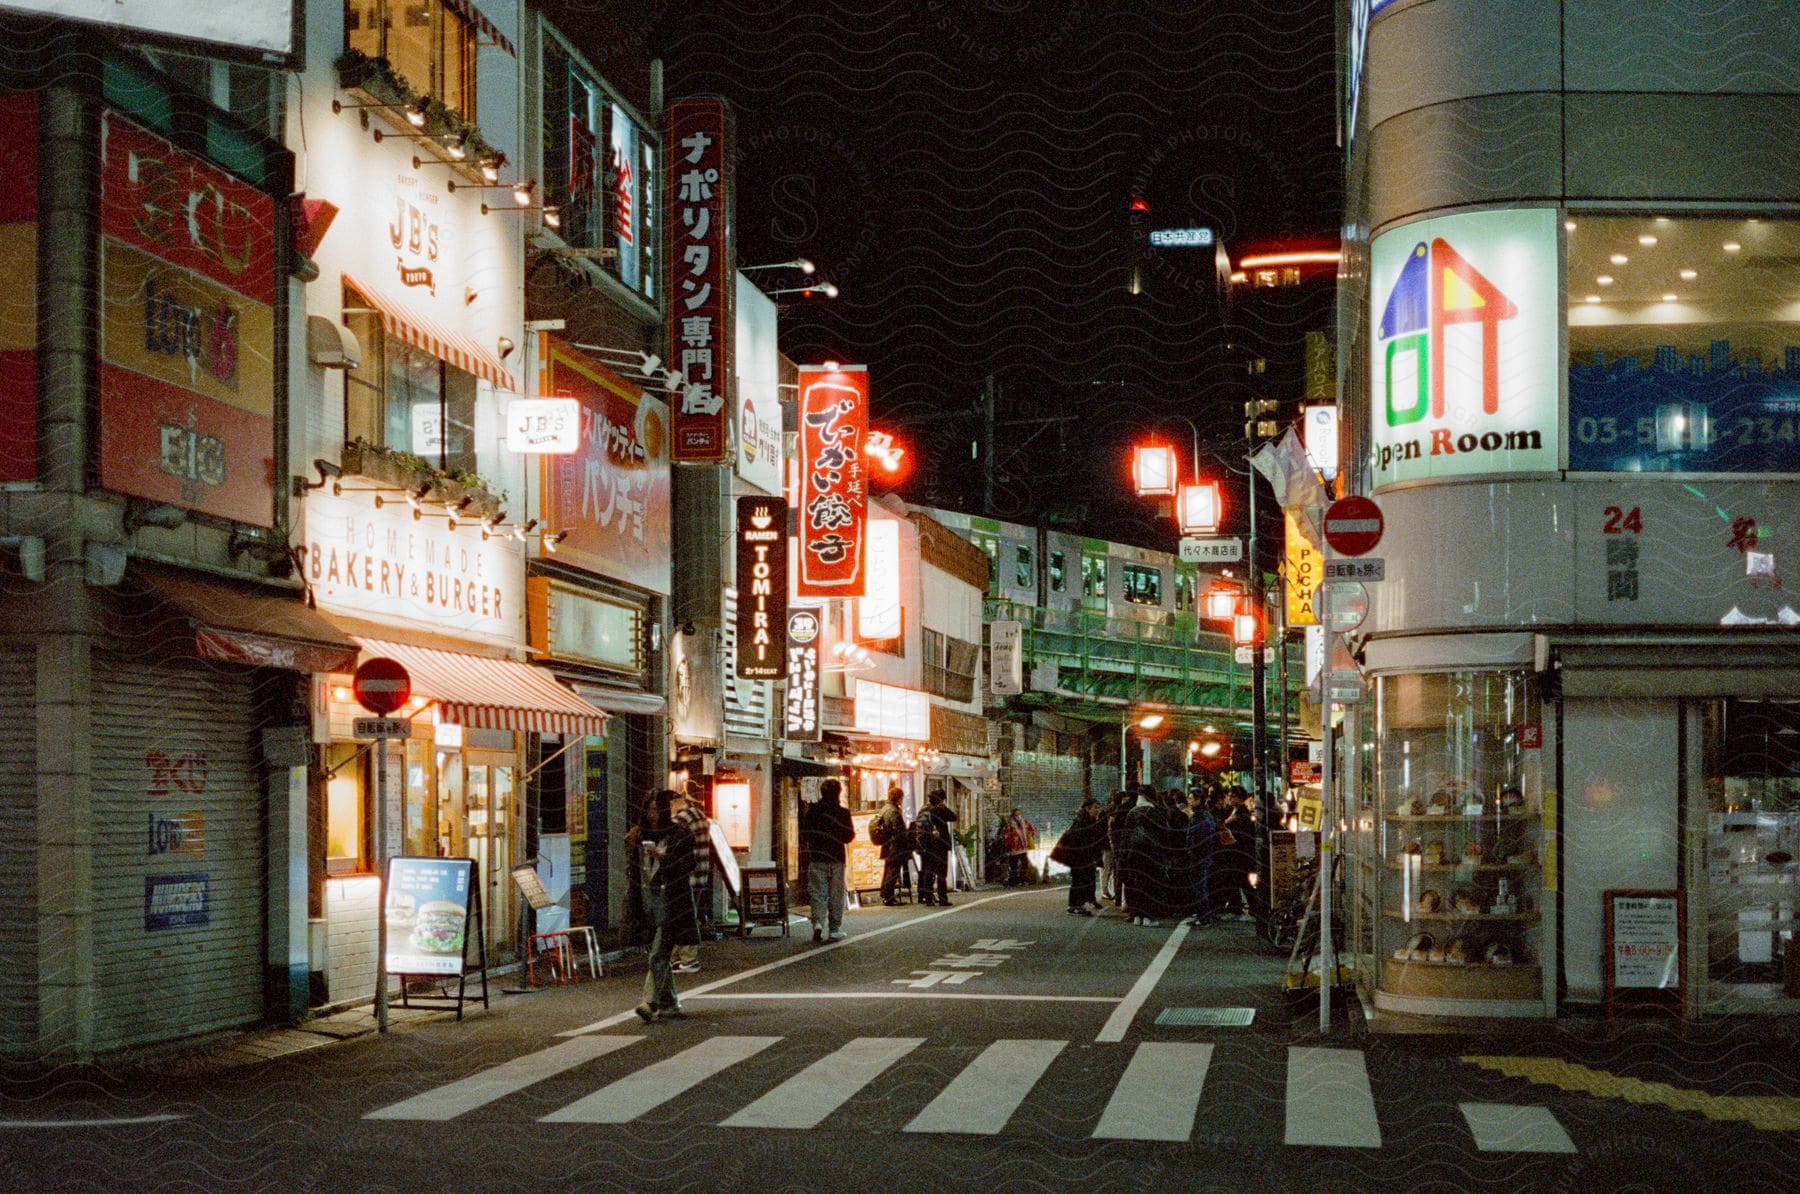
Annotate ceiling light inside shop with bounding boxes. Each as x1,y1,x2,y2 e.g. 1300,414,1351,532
1611,254,1629,265
1585,295,1601,303
1639,234,1658,246
1724,242,1742,252
1565,220,1577,231
1680,269,1698,280
1597,275,1614,285
1662,294,1678,302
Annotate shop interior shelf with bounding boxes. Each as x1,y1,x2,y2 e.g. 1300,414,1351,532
1386,957,1539,971
1384,861,1538,872
1386,909,1537,921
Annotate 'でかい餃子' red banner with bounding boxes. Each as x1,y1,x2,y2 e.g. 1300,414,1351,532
796,365,868,597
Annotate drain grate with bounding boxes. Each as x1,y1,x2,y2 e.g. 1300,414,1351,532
1156,1007,1256,1027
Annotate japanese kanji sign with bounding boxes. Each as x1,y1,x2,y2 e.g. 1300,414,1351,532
784,608,821,741
796,364,869,596
538,335,672,594
664,99,732,462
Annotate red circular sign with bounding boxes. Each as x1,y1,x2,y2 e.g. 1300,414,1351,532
352,657,412,715
1323,495,1384,557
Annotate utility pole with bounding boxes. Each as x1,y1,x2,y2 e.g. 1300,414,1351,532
981,374,996,516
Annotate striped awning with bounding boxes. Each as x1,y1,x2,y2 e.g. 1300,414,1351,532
355,638,608,737
343,274,517,391
445,0,517,58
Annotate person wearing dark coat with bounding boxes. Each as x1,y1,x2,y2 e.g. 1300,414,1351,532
1182,789,1218,925
1101,790,1132,906
1220,792,1257,918
634,788,699,1022
873,787,913,905
1052,797,1106,915
800,779,856,942
913,790,957,906
1118,789,1162,926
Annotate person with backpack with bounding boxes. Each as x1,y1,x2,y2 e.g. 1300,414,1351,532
1050,796,1106,915
871,787,913,906
800,778,856,942
912,790,957,906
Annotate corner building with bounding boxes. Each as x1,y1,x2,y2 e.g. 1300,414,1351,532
1338,0,1800,1019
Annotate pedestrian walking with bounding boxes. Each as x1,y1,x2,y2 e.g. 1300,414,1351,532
1051,796,1106,915
669,786,708,974
801,778,856,942
913,790,956,906
871,787,913,905
633,788,699,1023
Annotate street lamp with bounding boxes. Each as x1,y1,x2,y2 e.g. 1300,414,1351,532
1131,442,1178,497
765,282,839,299
1177,480,1223,535
1120,710,1166,788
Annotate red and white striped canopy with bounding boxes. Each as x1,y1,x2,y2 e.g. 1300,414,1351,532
343,275,517,392
354,638,607,738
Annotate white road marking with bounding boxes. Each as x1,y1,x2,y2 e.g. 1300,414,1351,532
685,991,1115,1003
541,1036,782,1124
1092,1042,1214,1141
1095,922,1191,1041
905,1039,1065,1136
1284,1047,1382,1148
559,889,1041,1037
0,1114,187,1128
364,1035,641,1121
1459,1102,1577,1153
720,1037,922,1130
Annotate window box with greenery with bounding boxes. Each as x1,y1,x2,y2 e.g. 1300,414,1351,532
334,47,499,173
339,439,506,522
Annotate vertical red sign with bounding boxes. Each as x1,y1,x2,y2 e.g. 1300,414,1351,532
0,92,38,483
796,364,868,597
734,495,788,679
664,99,731,462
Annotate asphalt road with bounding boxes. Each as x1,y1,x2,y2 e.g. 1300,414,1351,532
4,885,1798,1191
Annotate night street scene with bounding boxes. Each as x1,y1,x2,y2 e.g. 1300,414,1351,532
2,1,1800,1191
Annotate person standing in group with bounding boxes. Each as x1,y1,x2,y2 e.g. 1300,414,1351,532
1221,789,1257,920
1101,790,1132,907
669,786,708,975
801,779,856,942
634,788,699,1023
1001,807,1038,886
913,790,957,906
1183,787,1218,926
871,787,914,906
1051,796,1106,915
1119,787,1161,926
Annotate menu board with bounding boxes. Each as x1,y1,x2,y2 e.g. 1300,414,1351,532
1608,891,1681,989
848,812,884,893
385,857,475,976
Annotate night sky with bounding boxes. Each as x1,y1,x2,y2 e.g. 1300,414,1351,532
642,0,1341,542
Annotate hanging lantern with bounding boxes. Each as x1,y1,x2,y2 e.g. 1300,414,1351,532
1132,442,1178,497
1233,608,1261,646
1177,481,1222,535
1205,583,1239,622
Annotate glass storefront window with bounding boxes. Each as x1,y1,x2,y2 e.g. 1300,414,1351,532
344,295,479,474
1372,671,1546,1011
1698,698,1800,1003
1568,215,1800,474
344,2,475,118
325,743,365,875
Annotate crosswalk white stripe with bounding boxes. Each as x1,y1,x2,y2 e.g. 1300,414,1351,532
1284,1046,1382,1148
1092,1042,1213,1142
364,1036,641,1121
720,1037,923,1130
1459,1103,1576,1153
903,1039,1066,1136
541,1037,782,1124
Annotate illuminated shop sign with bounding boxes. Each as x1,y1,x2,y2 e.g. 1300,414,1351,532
853,680,929,742
1369,208,1560,489
783,608,821,741
734,274,784,493
856,517,902,640
734,495,788,680
98,111,277,526
796,364,869,597
4,1,296,59
665,99,732,461
1149,227,1213,248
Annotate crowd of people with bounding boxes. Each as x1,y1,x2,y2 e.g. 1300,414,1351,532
1074,783,1260,926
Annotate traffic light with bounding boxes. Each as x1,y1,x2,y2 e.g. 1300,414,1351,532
1244,398,1281,443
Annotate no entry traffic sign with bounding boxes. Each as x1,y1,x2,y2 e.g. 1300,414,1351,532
1323,495,1383,557
353,657,412,716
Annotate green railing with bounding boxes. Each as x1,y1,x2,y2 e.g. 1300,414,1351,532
985,599,1305,718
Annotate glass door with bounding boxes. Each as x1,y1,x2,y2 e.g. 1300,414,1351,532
465,753,517,957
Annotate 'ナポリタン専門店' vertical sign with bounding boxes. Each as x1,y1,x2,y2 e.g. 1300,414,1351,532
665,99,732,462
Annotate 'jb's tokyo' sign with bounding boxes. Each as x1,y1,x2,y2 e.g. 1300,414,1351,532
1369,208,1559,489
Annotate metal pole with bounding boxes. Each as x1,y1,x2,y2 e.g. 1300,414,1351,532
1249,455,1268,805
1119,721,1129,787
981,375,996,516
375,735,390,1033
1318,682,1334,1034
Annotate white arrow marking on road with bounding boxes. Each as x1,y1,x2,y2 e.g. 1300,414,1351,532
892,970,979,988
721,1037,923,1130
969,939,1035,951
927,953,1012,968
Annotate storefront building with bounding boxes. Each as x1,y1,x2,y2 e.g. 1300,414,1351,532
291,0,610,1003
0,15,338,1060
1338,0,1800,1018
